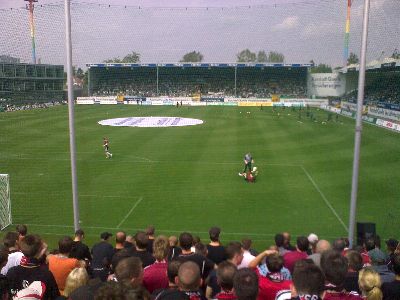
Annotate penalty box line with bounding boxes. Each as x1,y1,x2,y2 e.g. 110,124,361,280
116,196,144,228
300,165,349,233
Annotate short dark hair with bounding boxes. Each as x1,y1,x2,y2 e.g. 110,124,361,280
320,250,348,286
365,238,376,251
3,231,19,248
75,229,84,237
16,224,27,236
226,242,242,260
146,226,155,236
392,253,400,275
296,236,309,252
241,239,252,251
292,263,324,296
266,254,284,273
167,260,183,283
135,231,149,250
217,261,237,291
115,257,143,284
58,236,74,254
209,227,221,242
178,261,201,291
274,233,284,247
194,242,207,257
233,268,258,300
345,250,363,271
19,234,42,258
332,238,346,252
94,281,147,300
179,232,193,251
0,245,8,267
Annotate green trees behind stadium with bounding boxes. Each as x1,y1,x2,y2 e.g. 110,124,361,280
104,51,141,63
236,49,284,63
180,51,204,62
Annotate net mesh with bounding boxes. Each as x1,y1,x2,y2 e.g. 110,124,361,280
0,174,12,230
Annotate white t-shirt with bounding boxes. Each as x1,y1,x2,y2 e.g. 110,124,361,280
1,251,24,275
238,250,255,269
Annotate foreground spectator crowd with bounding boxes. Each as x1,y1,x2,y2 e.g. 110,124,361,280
1,225,399,300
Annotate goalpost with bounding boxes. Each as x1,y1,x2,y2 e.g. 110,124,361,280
0,174,12,230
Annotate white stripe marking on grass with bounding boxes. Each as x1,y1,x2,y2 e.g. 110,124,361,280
116,196,144,228
300,165,348,232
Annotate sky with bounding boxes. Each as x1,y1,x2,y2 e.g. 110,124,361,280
0,0,399,68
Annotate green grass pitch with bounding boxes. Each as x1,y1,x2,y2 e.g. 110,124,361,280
1,105,399,250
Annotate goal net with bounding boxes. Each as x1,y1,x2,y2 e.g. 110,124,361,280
0,174,12,230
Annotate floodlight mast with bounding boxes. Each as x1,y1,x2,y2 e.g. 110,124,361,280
24,0,38,64
348,0,370,248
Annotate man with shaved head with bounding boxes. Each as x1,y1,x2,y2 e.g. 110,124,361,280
115,231,126,253
177,261,206,300
308,239,331,267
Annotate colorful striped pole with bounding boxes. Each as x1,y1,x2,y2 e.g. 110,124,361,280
25,0,38,64
343,0,352,66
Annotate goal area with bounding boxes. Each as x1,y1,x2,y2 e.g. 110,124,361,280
0,174,12,230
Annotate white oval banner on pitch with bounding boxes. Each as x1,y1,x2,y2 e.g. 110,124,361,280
98,117,203,128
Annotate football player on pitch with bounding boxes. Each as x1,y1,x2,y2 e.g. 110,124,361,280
103,137,112,159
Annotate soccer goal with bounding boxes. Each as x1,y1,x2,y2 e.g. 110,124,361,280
0,174,12,230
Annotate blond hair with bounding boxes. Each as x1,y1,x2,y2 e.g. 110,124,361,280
63,267,89,297
153,235,169,261
358,267,383,300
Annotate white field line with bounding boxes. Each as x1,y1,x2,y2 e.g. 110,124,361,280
116,196,144,228
300,165,349,232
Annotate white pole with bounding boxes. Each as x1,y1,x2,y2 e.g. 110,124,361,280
348,0,370,248
64,0,80,231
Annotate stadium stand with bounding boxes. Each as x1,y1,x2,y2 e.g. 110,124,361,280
2,225,399,299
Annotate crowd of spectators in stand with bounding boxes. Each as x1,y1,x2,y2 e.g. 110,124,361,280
91,81,307,99
1,224,400,300
0,100,65,112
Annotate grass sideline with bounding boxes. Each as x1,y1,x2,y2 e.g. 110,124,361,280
1,105,399,251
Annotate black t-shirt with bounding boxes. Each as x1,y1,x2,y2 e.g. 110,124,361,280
382,280,400,300
70,241,91,261
206,269,220,298
153,288,190,300
207,245,226,265
91,241,115,269
132,249,155,268
0,274,9,300
174,253,215,280
147,238,155,254
343,271,360,294
168,246,182,261
69,278,105,300
111,248,135,272
7,265,60,299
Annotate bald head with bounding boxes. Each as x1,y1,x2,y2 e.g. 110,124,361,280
316,240,331,253
116,231,126,244
178,261,201,291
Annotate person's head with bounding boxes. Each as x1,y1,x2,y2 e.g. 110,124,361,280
115,257,143,288
315,240,331,254
63,267,89,297
145,226,155,237
167,260,183,284
169,236,178,247
282,232,291,247
345,250,363,272
3,231,19,249
19,234,45,259
74,229,84,240
374,235,381,249
94,281,146,300
274,233,285,248
332,238,346,252
0,245,8,269
153,235,169,261
179,232,193,251
194,242,207,257
135,231,149,250
320,250,348,286
16,224,28,239
100,232,112,241
385,238,399,253
241,239,252,251
365,238,376,252
58,236,74,254
392,253,400,275
358,267,382,300
296,236,309,252
266,254,284,273
177,261,201,291
292,263,325,297
226,241,244,266
308,233,319,253
116,231,127,245
233,268,259,300
192,236,201,247
217,261,237,292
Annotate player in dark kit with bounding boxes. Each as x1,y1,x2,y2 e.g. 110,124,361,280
243,153,253,173
103,137,112,159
